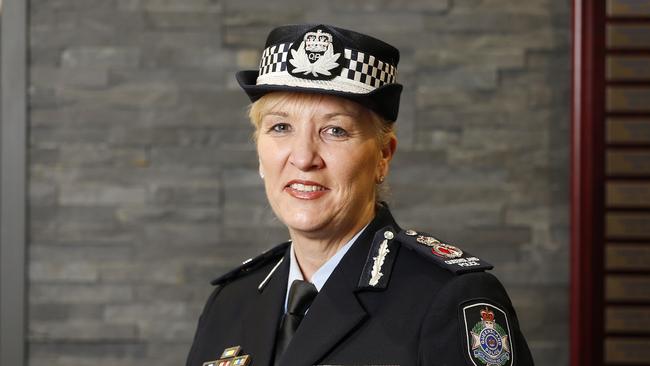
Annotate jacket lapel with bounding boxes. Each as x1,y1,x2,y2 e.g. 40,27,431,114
279,205,399,366
242,250,290,366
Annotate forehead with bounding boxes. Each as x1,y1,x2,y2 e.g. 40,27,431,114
259,92,365,117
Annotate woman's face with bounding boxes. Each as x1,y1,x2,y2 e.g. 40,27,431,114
256,93,394,240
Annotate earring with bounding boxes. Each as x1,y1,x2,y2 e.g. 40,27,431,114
377,176,385,184
259,170,265,179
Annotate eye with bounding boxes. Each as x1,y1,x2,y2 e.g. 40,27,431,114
322,126,349,138
268,123,292,134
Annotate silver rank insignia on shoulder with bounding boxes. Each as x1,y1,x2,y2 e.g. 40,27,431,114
202,346,251,366
397,229,493,274
358,226,399,290
404,229,418,236
415,235,464,259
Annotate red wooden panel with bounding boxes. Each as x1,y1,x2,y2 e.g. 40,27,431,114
571,0,607,365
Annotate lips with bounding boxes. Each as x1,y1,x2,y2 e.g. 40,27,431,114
285,180,329,199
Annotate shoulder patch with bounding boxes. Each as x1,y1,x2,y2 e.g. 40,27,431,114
396,229,493,274
461,300,514,366
210,241,290,286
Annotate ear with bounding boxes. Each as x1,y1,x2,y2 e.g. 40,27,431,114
378,135,397,178
258,160,264,179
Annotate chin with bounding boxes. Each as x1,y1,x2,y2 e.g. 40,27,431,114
281,208,331,234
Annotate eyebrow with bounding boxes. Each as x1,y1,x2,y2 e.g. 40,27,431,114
263,111,289,118
262,111,358,119
322,112,358,119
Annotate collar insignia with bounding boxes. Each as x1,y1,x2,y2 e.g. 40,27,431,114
369,231,394,286
211,242,289,287
358,226,399,289
257,257,284,292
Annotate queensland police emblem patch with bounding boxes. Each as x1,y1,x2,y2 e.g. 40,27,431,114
462,302,513,366
288,26,343,80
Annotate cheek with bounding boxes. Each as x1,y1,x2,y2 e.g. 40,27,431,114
257,140,281,172
258,143,293,200
331,147,380,188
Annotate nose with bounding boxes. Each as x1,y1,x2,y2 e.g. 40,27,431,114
288,133,324,171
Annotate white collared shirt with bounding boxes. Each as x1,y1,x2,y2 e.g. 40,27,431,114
284,224,369,312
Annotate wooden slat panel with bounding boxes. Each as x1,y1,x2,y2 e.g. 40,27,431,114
606,244,650,270
607,181,650,207
607,213,650,238
606,306,650,333
605,337,650,363
607,55,650,81
606,275,650,301
606,337,650,363
608,0,650,16
607,149,650,175
607,87,650,112
607,24,650,49
607,118,650,144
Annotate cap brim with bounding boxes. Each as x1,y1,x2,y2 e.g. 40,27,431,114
236,70,403,122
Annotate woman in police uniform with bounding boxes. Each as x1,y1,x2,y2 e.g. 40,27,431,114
186,24,535,366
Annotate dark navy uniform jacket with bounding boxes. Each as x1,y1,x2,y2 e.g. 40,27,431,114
186,205,535,366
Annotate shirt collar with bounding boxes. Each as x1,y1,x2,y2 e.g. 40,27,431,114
285,223,369,312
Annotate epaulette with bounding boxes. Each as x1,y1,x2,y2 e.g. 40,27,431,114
396,229,493,274
210,241,290,287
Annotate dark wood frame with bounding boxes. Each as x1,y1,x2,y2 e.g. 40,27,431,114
0,0,28,365
570,0,606,365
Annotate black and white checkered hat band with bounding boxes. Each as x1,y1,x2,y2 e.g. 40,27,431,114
257,42,398,94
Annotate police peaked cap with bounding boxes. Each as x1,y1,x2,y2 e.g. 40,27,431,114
236,24,403,122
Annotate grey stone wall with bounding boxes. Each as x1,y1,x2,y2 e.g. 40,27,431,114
27,0,570,365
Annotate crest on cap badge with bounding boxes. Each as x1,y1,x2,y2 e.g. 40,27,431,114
288,27,342,80
463,302,513,366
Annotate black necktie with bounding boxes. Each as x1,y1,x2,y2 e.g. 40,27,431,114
274,279,318,365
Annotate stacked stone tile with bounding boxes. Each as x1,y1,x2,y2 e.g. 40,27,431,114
27,0,571,364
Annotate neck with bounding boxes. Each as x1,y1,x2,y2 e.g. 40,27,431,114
289,205,375,282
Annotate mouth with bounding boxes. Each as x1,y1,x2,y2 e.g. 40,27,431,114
285,180,329,199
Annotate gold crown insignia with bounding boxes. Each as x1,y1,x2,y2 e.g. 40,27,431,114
304,29,333,53
480,307,495,322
